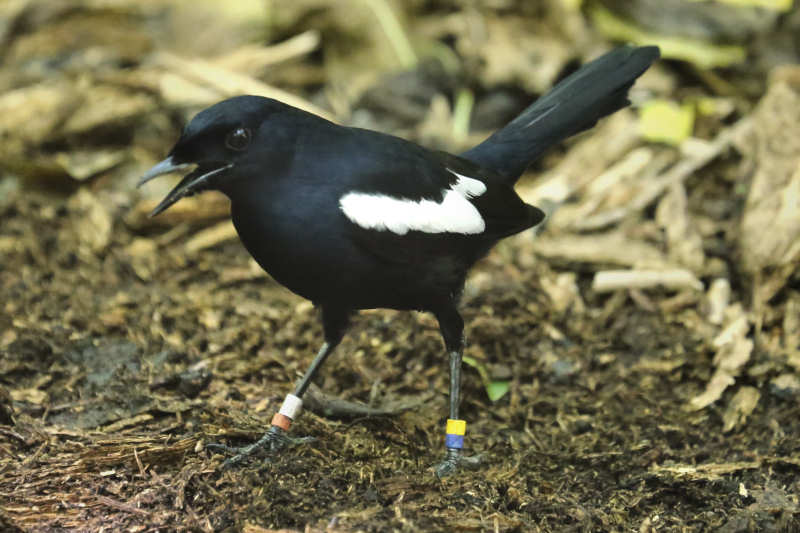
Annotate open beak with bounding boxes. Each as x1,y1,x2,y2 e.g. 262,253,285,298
138,156,232,217
137,156,190,187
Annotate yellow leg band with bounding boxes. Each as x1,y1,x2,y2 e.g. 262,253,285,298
446,419,466,436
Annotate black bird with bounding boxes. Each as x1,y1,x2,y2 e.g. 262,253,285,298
140,45,659,476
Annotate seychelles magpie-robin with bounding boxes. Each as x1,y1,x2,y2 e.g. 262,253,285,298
139,45,659,476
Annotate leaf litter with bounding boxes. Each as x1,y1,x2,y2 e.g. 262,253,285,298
1,0,800,531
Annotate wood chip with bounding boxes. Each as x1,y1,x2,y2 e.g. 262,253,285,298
705,278,731,325
212,30,321,72
102,413,154,433
185,220,238,253
650,460,761,480
67,188,113,256
151,52,336,122
722,386,760,432
655,182,705,271
518,111,640,207
532,233,667,267
690,305,753,410
592,269,703,293
126,193,230,229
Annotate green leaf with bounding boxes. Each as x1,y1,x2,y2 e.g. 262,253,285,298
486,381,510,402
589,5,746,69
452,88,474,144
639,100,695,146
463,356,510,401
462,356,489,383
708,0,793,11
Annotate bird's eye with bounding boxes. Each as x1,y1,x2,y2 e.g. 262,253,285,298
225,127,251,151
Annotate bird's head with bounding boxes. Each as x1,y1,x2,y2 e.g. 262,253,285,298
138,95,288,216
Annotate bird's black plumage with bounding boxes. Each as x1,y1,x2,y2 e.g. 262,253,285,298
139,45,659,475
462,45,660,180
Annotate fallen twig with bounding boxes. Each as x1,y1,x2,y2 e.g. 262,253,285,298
152,52,336,121
592,269,704,292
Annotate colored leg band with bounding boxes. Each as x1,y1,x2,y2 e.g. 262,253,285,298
271,394,303,431
445,418,466,449
271,413,292,431
445,434,464,449
278,393,303,419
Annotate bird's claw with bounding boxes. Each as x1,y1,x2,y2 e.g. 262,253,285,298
434,448,483,478
206,425,315,469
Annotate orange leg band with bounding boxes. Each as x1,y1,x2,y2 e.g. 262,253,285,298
271,413,292,431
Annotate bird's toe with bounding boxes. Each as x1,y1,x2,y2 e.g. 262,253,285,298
434,448,483,478
206,425,315,469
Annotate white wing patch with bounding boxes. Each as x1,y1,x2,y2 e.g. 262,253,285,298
339,171,487,235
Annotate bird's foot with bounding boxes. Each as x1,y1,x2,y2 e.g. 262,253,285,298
206,425,314,469
434,447,483,478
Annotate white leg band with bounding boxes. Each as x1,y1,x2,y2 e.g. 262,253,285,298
278,393,303,420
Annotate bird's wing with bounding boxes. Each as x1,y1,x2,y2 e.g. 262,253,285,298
336,149,543,266
434,151,545,239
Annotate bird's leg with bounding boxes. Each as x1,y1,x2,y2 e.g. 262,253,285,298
433,307,483,477
207,308,350,468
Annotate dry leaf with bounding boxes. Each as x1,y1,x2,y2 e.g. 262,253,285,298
739,67,800,274
9,387,48,404
690,305,753,410
722,386,760,432
67,189,113,256
655,182,705,272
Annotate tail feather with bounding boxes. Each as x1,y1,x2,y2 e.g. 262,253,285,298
461,45,660,182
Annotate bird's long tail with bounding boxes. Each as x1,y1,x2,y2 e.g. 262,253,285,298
461,45,660,182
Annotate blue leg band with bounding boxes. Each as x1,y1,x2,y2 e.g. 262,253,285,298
445,433,464,449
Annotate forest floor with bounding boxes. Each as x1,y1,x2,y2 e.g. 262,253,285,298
2,1,800,531
2,188,798,531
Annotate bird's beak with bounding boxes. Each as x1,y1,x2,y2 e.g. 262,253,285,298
137,156,190,188
138,156,232,217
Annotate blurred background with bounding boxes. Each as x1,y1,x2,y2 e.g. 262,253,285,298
2,0,800,531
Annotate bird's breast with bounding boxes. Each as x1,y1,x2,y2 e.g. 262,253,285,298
230,191,342,300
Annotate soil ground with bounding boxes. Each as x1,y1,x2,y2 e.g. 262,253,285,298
1,188,798,532
2,2,800,531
